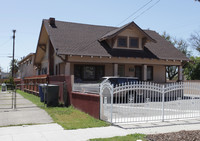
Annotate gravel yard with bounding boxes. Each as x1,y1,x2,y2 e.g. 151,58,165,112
147,130,200,141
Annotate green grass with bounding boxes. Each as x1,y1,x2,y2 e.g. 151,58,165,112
90,134,146,141
16,90,110,129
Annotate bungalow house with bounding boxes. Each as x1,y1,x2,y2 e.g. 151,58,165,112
34,18,189,83
18,53,36,79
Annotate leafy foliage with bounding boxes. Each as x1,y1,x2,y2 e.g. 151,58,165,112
9,59,19,77
162,32,191,80
184,57,200,80
190,31,200,53
4,76,14,84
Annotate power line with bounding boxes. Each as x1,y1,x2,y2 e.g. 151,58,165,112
116,0,153,26
0,38,12,48
133,0,161,20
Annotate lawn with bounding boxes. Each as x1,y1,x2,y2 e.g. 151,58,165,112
16,90,109,129
90,134,146,141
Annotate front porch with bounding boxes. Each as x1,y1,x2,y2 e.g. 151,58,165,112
58,56,183,83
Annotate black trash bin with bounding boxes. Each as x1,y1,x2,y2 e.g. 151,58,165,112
44,84,59,107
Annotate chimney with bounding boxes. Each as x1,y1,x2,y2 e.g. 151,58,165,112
49,17,56,27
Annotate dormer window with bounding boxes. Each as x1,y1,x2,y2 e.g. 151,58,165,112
117,36,127,47
129,37,139,48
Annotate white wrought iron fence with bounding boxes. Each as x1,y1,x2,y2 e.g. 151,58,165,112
73,83,100,94
100,81,200,123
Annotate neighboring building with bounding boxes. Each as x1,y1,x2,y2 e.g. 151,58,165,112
18,53,36,79
34,18,189,83
0,72,10,79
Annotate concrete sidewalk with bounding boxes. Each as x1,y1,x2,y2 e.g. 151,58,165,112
0,91,53,126
1,119,200,141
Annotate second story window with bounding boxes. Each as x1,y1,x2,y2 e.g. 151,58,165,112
117,36,127,47
129,37,139,48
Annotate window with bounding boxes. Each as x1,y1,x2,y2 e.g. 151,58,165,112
147,66,153,81
117,36,127,47
55,64,59,75
135,66,142,80
29,59,32,65
41,67,47,74
118,65,125,77
74,65,105,82
129,37,139,48
83,66,95,80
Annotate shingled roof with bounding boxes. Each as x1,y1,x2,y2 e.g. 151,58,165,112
43,19,189,61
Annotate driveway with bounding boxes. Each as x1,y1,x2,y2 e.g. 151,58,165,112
0,90,53,126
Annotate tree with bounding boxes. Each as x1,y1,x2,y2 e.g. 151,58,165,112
190,31,200,53
174,39,191,57
9,59,19,77
184,57,200,80
162,32,191,80
162,32,191,57
166,66,178,80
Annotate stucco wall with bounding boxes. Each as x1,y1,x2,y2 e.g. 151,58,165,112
153,65,166,83
125,64,135,77
41,41,49,73
53,53,63,75
105,64,113,76
19,55,36,78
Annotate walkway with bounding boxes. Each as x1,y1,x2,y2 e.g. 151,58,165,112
1,119,200,141
0,90,53,126
1,90,200,140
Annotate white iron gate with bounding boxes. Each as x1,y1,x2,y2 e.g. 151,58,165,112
100,82,200,123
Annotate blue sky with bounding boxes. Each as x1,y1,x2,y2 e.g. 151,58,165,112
0,0,200,72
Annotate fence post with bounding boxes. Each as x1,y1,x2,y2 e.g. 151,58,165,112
14,89,17,109
110,84,114,124
99,83,103,120
162,84,165,122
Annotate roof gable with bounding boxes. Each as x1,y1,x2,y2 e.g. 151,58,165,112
99,21,156,43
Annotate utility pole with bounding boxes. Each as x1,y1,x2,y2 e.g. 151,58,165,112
12,30,16,78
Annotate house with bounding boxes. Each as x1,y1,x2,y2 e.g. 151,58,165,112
18,53,36,79
34,18,189,83
0,72,9,79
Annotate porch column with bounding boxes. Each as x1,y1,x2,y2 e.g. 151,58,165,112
178,65,183,81
65,62,71,76
114,64,118,76
142,64,147,81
